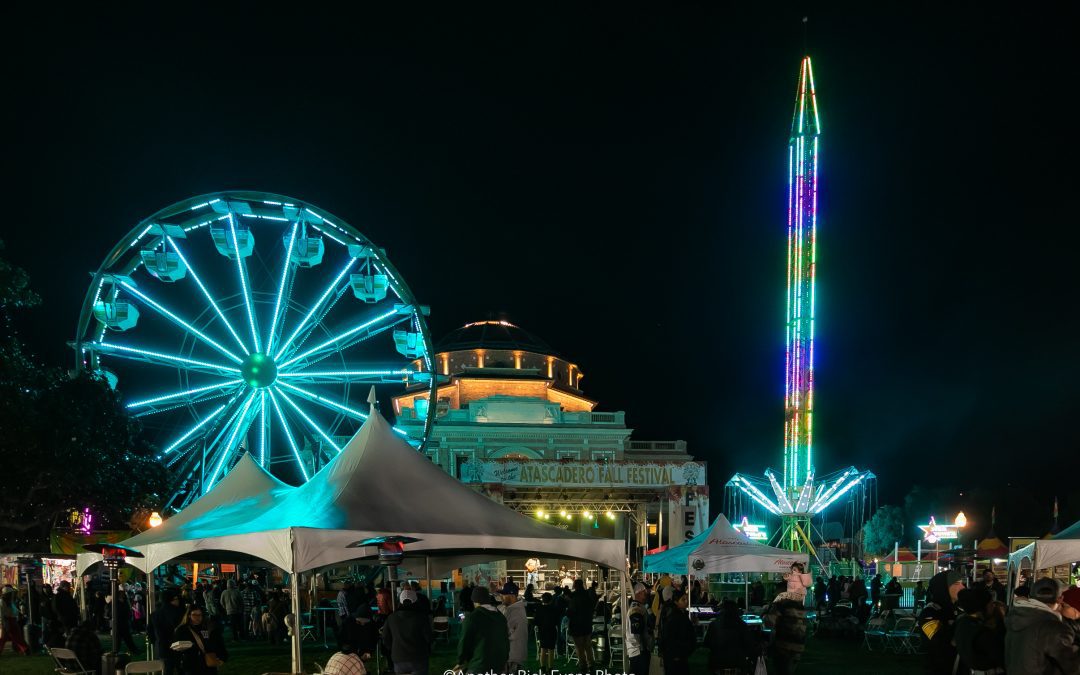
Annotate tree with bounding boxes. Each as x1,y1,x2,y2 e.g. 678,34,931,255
862,505,907,557
0,245,167,551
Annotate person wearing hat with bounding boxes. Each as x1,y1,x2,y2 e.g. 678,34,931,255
453,586,508,675
383,587,433,675
917,570,965,674
0,584,30,655
498,581,527,674
150,587,186,675
626,582,655,675
1005,577,1080,674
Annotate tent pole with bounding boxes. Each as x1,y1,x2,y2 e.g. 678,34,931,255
291,571,303,674
745,577,749,610
425,555,432,609
619,568,630,673
146,570,156,661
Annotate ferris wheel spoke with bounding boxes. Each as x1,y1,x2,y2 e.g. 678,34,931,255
206,392,258,490
268,389,310,481
274,387,343,453
277,369,413,384
90,341,241,378
129,381,244,417
257,391,269,467
275,381,368,422
278,308,408,370
265,223,299,354
275,381,408,436
228,213,262,352
274,257,357,360
118,281,243,364
167,236,250,356
159,398,237,457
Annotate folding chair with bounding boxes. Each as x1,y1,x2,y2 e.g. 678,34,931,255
125,660,166,674
49,647,95,675
433,616,450,643
887,616,920,654
861,614,888,651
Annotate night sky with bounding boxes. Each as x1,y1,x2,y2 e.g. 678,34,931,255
7,5,1078,533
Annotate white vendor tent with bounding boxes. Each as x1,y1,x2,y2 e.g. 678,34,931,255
1008,518,1080,589
643,513,808,575
80,390,626,671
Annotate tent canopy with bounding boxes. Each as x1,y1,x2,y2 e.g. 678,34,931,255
80,400,624,575
1009,517,1080,574
643,514,807,575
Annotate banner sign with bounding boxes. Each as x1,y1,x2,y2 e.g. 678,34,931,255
461,459,705,488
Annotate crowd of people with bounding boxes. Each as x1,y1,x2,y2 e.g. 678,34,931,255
917,570,1080,675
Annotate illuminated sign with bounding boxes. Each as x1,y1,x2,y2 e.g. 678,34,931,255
734,517,769,541
919,516,962,544
461,459,705,488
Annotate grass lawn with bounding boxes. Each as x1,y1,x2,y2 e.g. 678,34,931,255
0,630,920,674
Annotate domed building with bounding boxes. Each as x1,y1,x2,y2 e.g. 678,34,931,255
393,320,708,585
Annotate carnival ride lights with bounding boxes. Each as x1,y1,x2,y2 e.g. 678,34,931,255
726,56,874,557
74,192,438,511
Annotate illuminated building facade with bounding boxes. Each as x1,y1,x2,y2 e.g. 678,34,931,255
394,320,708,580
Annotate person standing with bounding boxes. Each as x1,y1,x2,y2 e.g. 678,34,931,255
659,590,696,675
625,583,654,675
1005,577,1080,674
954,587,1005,675
383,587,432,675
913,580,928,611
766,598,807,675
453,587,508,675
337,581,355,646
240,581,262,640
981,571,1007,604
534,593,560,672
65,619,103,672
150,588,185,675
918,571,965,675
53,580,80,636
883,577,904,613
172,605,228,675
0,585,30,655
705,600,758,675
219,580,243,641
567,579,597,669
499,582,527,674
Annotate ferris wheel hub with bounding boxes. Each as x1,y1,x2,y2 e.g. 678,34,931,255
241,353,278,389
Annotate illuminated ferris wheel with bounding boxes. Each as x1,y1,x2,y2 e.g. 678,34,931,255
74,191,436,510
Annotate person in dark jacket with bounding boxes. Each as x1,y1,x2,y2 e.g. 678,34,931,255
660,590,696,675
459,582,475,614
766,598,806,675
454,586,508,675
65,620,102,673
980,570,1007,604
150,588,186,675
954,587,1005,675
1004,577,1080,675
172,605,228,675
918,570,965,675
883,577,904,613
534,592,560,671
705,600,757,674
870,575,883,610
567,579,597,669
53,581,80,635
384,588,433,675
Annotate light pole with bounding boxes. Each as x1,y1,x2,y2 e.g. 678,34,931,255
83,543,143,675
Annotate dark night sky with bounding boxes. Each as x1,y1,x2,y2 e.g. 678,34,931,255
7,5,1079,532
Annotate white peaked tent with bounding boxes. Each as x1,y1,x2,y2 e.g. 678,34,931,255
84,391,626,671
1008,518,1080,596
643,514,808,575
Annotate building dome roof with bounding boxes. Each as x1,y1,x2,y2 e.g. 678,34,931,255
435,321,560,358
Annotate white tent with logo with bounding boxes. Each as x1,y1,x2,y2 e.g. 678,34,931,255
77,390,626,672
643,513,808,575
1008,518,1080,600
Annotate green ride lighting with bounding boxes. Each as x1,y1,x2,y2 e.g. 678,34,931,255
241,353,278,389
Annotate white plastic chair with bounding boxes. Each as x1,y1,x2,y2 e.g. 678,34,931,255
49,647,95,675
126,660,166,674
